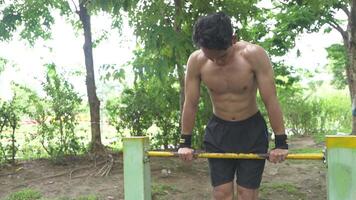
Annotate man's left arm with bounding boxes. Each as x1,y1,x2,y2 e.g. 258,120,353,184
245,45,288,164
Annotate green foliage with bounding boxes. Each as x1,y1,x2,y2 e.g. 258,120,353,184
148,78,180,149
121,0,300,149
279,88,350,137
0,0,134,45
17,64,84,161
0,101,11,163
87,0,136,13
1,0,351,154
106,77,181,148
0,0,71,45
258,84,350,142
0,102,9,133
105,78,213,149
326,44,348,89
273,62,301,87
268,0,348,56
0,57,6,73
0,0,137,155
106,83,155,137
5,189,42,200
128,0,278,82
0,93,23,164
100,64,125,83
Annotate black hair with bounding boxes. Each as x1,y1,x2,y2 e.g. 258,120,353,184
192,12,233,50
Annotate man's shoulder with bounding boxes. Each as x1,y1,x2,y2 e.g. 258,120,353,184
235,41,265,57
188,50,208,68
235,42,268,69
189,49,207,62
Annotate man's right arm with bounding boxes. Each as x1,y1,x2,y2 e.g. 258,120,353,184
181,53,201,135
178,52,201,161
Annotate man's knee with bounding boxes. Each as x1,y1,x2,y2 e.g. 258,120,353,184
213,183,234,200
237,185,258,200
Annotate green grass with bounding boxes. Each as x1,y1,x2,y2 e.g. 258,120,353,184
5,189,42,200
312,133,326,144
260,182,306,199
4,189,99,200
54,196,98,200
152,183,179,200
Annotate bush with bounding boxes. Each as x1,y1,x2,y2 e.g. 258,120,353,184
5,189,42,200
16,64,84,162
0,96,22,164
257,85,351,144
269,87,351,139
106,77,181,149
285,94,350,136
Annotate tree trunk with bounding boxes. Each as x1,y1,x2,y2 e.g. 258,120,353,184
345,62,353,100
350,0,356,135
78,1,104,152
177,63,185,113
11,126,16,165
343,34,354,101
174,0,185,114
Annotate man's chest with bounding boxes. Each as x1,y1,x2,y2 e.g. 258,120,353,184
200,61,255,94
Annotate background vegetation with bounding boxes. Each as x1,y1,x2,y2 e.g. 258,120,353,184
0,0,353,163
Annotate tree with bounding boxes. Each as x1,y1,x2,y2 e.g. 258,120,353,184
326,44,348,89
76,0,103,153
0,93,22,164
0,57,5,74
106,83,156,137
129,0,271,110
13,64,83,161
270,0,356,134
0,0,133,152
124,0,299,146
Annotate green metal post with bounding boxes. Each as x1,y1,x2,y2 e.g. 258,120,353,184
326,135,356,200
123,137,151,200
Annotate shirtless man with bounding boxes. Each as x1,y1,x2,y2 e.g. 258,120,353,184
178,12,289,200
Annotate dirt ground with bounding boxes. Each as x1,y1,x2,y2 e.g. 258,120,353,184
0,136,326,200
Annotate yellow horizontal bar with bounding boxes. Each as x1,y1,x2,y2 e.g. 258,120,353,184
285,153,324,160
198,153,266,159
147,151,324,160
122,136,147,141
326,135,356,149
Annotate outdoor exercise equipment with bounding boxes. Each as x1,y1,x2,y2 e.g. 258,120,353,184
123,135,356,200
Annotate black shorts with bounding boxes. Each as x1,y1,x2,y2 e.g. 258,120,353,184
203,111,269,189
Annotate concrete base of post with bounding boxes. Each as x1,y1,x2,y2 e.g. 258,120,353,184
326,135,356,200
123,137,151,200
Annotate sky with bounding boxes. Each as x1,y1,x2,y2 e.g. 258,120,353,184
0,13,136,101
0,8,346,101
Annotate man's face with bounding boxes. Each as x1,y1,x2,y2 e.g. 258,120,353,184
201,47,230,66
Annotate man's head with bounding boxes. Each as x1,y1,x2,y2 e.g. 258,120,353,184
192,12,233,50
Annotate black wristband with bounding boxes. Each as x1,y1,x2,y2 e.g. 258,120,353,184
179,134,192,148
274,134,288,149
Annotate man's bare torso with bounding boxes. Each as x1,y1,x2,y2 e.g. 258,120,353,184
197,42,259,121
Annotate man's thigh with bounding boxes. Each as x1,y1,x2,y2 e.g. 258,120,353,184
208,158,237,187
236,159,266,189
